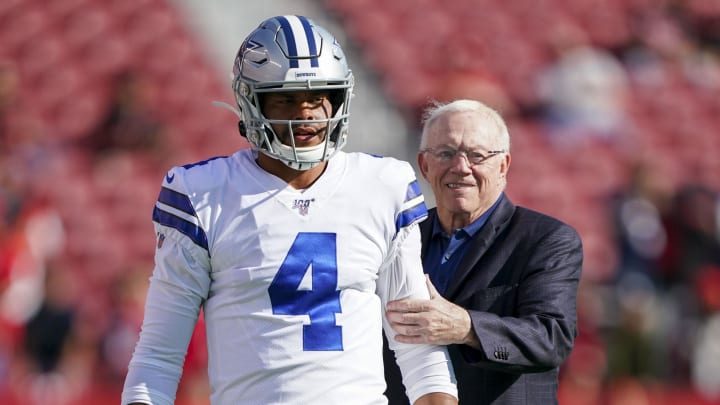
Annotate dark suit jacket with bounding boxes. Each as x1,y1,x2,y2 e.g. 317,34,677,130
384,194,583,404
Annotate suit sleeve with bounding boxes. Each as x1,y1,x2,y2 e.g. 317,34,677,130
464,222,583,373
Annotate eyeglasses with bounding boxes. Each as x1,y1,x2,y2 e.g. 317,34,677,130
421,146,506,165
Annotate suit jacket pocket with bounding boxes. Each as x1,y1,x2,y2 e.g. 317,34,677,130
468,284,516,312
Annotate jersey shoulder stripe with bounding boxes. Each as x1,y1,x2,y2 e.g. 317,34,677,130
405,179,423,202
152,206,209,250
157,186,196,216
153,154,240,252
396,180,427,231
151,156,231,252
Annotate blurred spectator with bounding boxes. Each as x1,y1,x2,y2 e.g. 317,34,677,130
21,267,76,374
80,71,165,159
605,271,666,382
610,160,672,284
660,184,720,287
676,0,720,52
6,262,86,405
0,143,67,403
536,21,630,146
0,193,65,328
0,165,25,396
623,9,720,93
603,182,720,393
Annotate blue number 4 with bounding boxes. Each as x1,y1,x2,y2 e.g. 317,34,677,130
269,232,343,351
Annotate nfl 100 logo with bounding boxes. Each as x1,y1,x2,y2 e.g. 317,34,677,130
292,198,314,215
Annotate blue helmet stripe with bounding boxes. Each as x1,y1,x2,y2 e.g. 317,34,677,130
157,187,196,216
277,16,299,68
153,206,209,251
298,16,319,67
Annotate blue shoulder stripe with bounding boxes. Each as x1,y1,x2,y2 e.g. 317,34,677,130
158,187,195,216
396,200,428,231
405,180,423,201
396,180,427,230
152,206,209,251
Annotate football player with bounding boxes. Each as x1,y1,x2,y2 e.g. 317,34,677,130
122,15,457,405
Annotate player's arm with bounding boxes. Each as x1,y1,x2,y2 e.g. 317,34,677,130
378,223,458,404
378,224,458,404
414,393,459,405
121,227,211,405
374,163,457,403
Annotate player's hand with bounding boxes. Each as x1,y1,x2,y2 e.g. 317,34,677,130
386,275,476,347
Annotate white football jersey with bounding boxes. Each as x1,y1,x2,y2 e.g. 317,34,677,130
122,149,456,405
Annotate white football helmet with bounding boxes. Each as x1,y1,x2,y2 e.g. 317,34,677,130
232,15,354,170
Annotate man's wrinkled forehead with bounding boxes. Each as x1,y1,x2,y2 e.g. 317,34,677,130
429,111,501,144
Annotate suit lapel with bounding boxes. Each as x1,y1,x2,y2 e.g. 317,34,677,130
428,196,516,299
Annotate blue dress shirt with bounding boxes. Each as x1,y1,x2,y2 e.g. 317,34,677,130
425,194,504,295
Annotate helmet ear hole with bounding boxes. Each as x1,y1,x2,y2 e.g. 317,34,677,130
238,120,247,137
329,90,344,115
329,122,342,143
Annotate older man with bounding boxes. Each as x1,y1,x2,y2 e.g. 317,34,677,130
383,99,582,405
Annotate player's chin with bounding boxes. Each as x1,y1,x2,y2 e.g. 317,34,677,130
291,137,322,148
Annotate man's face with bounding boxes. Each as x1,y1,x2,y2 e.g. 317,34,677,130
261,90,333,148
418,111,510,224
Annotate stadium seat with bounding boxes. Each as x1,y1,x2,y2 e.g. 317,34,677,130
78,31,132,77
61,5,114,51
0,5,52,52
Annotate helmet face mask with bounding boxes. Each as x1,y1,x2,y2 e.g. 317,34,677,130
232,15,354,170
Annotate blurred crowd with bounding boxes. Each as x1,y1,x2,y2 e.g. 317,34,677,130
0,62,176,404
1,0,720,404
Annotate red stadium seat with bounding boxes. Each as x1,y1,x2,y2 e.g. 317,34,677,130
61,5,115,50
121,3,178,51
15,34,68,80
77,30,133,77
0,5,52,52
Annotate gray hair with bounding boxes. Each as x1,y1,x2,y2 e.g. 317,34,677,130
419,99,511,151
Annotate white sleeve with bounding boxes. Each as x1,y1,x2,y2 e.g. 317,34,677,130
121,226,211,405
377,223,458,403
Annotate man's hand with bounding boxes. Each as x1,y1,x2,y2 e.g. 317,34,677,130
386,276,479,348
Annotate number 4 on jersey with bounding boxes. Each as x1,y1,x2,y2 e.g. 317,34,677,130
268,232,343,351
